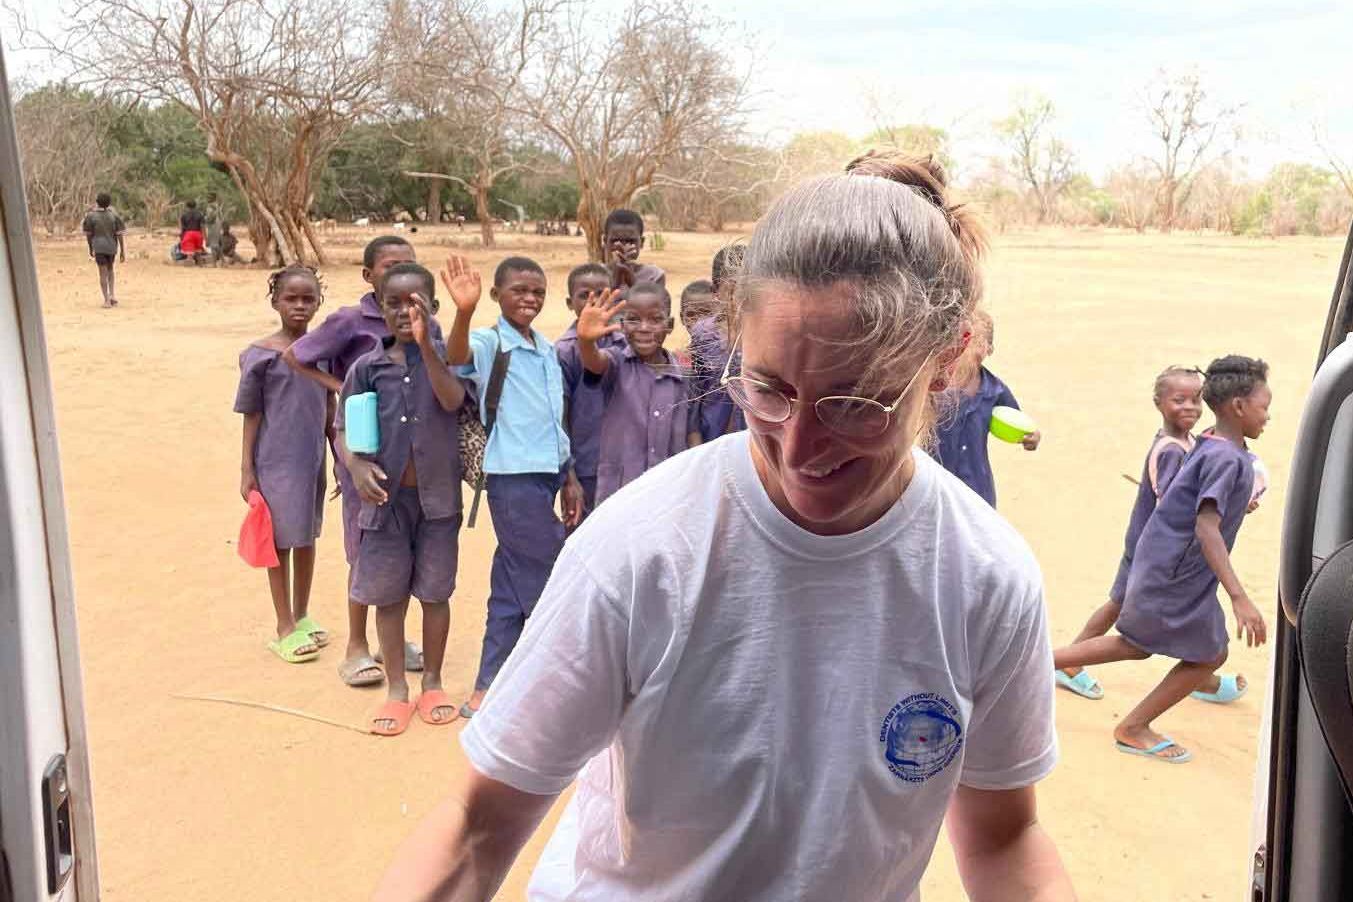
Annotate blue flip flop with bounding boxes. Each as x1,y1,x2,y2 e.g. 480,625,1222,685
1115,736,1192,764
1055,669,1104,700
1191,673,1247,704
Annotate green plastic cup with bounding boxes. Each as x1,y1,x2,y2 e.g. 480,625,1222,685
990,405,1037,443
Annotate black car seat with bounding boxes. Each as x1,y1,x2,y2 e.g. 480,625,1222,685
1297,539,1353,804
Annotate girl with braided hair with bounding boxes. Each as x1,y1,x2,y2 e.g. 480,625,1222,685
234,264,330,664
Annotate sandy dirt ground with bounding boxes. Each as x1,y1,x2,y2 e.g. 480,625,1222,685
28,224,1341,900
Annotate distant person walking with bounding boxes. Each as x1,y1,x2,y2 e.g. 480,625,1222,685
82,192,125,308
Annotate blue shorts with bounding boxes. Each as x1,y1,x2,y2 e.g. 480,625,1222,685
350,485,461,607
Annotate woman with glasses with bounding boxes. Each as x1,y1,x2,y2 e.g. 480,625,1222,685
376,152,1075,902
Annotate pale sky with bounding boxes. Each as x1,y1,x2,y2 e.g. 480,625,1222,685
6,0,1351,181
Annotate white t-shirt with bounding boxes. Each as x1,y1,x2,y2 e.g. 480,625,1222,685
461,431,1058,902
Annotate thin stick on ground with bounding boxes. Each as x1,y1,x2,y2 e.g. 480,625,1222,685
172,692,371,735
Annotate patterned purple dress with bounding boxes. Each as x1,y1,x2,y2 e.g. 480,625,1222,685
1108,432,1193,602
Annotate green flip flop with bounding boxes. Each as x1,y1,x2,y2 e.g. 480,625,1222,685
295,615,330,648
268,628,320,664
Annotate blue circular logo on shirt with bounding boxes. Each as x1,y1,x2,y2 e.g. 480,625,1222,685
880,693,964,783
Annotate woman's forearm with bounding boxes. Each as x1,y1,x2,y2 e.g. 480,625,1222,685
373,776,555,902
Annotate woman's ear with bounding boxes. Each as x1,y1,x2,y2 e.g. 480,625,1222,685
929,334,971,392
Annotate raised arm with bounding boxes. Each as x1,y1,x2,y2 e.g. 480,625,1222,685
441,255,482,366
372,769,556,902
577,289,626,376
411,294,464,413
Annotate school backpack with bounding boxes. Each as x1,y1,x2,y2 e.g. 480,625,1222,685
458,328,511,528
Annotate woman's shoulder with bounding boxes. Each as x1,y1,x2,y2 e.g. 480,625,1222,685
921,453,1043,604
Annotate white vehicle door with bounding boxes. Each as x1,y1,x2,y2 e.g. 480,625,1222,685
0,44,101,902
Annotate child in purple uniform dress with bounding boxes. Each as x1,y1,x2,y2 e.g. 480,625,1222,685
556,263,623,520
688,244,747,442
1054,356,1272,763
1056,366,1203,700
235,266,329,664
576,283,702,506
285,236,437,688
336,263,466,737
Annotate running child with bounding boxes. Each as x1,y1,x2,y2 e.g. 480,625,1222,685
576,283,702,506
234,265,329,664
284,235,435,688
446,254,584,718
82,192,125,308
1056,365,1203,700
1053,355,1272,763
603,209,666,288
932,310,1039,507
335,262,466,736
556,262,621,518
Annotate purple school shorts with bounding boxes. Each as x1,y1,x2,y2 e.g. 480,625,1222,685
350,485,461,607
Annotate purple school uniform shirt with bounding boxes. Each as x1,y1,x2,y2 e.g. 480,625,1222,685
631,262,666,286
290,291,443,385
688,315,745,441
1109,432,1193,602
588,345,700,504
556,323,625,486
933,366,1019,508
335,337,462,529
233,345,327,548
1118,434,1254,662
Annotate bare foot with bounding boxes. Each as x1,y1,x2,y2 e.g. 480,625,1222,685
1060,666,1083,678
1114,723,1190,760
419,678,457,724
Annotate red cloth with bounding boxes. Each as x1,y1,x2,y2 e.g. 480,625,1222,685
180,229,205,254
238,490,280,568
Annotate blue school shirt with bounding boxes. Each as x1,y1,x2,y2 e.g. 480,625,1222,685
460,317,570,475
933,367,1019,508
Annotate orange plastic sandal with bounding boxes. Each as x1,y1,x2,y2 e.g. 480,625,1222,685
370,700,416,736
416,690,460,726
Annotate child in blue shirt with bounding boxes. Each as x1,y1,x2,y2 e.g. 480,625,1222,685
445,254,584,718
933,310,1039,506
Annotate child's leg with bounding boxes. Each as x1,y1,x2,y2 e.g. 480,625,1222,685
411,514,458,722
1059,600,1122,677
97,262,112,305
1115,652,1226,757
374,600,410,723
267,548,298,639
1052,634,1149,671
472,474,565,703
338,473,380,676
291,545,316,622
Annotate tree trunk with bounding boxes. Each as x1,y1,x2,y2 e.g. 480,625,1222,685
1158,181,1177,233
474,181,495,248
577,190,604,262
426,179,442,224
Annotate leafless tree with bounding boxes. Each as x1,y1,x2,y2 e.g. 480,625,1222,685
1141,70,1238,233
1106,163,1157,233
651,143,783,231
996,93,1075,225
493,0,750,260
1311,118,1353,204
21,0,385,264
387,0,544,247
12,84,126,234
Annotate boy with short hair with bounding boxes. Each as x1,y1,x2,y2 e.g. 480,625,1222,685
82,192,125,308
284,235,439,688
577,282,702,506
679,279,716,333
689,243,747,441
336,262,465,736
556,262,621,519
603,208,665,289
445,254,584,717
